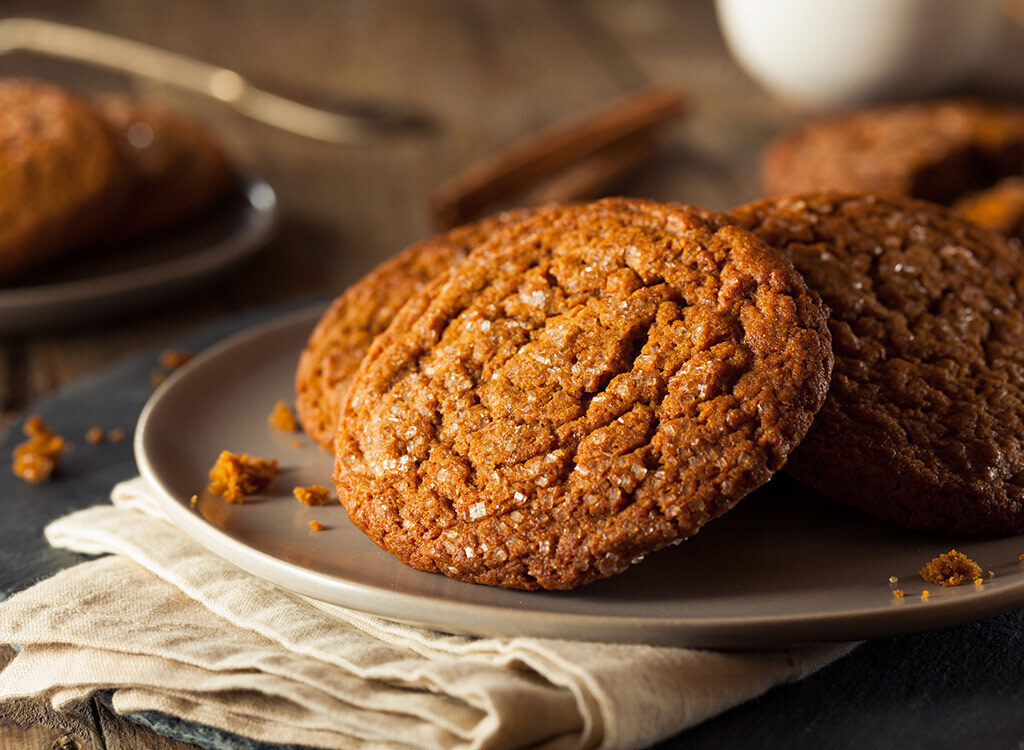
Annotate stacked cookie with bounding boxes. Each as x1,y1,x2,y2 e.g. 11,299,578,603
732,194,1024,536
0,79,232,285
299,189,1024,590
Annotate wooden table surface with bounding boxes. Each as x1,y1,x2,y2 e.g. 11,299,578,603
2,1,1024,747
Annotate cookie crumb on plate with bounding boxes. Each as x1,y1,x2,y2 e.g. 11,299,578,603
207,450,280,504
919,549,982,587
293,485,332,506
268,401,299,432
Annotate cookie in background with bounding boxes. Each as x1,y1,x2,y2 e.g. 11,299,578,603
95,96,234,244
759,99,1024,244
0,79,127,283
0,78,236,286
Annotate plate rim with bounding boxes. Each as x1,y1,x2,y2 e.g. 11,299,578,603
134,307,1024,647
0,177,276,312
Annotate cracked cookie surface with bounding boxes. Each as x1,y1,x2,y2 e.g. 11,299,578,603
732,193,1024,535
335,198,833,589
295,210,534,448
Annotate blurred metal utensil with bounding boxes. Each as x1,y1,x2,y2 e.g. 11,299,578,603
0,17,432,144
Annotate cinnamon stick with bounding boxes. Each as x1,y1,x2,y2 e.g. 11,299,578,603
530,130,659,205
430,86,687,229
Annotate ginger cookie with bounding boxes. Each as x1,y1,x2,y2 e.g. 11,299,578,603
760,100,1024,216
334,198,832,590
0,80,126,283
95,97,233,242
295,209,534,449
731,192,1024,535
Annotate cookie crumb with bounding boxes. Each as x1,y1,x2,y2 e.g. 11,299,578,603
309,520,325,531
921,590,930,600
919,549,982,587
989,570,995,578
268,401,299,432
108,428,126,443
85,427,105,444
12,416,66,484
892,589,905,597
189,494,198,506
1019,554,1024,562
293,485,332,506
160,349,193,370
974,578,983,585
151,368,167,387
207,450,280,504
888,575,898,584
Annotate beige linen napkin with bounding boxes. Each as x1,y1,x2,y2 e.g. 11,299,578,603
0,478,855,750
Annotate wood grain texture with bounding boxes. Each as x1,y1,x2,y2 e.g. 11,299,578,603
0,643,103,750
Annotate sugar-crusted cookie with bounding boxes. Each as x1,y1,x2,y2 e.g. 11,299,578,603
295,210,533,448
334,198,832,589
732,192,1024,535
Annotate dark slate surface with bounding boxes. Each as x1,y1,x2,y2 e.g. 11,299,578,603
3,301,1024,750
0,300,316,599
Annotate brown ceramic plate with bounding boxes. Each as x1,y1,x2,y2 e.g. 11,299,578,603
0,178,276,334
135,307,1024,647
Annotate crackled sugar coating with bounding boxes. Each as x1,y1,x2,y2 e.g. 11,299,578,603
335,198,833,590
295,210,533,448
760,100,1024,206
0,80,126,283
732,193,1024,535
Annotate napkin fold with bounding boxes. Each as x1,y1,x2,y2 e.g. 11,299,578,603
0,478,855,749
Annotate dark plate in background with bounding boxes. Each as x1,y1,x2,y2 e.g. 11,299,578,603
0,178,276,335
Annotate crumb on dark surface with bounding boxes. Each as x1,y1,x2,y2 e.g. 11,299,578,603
160,349,193,370
12,416,66,484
